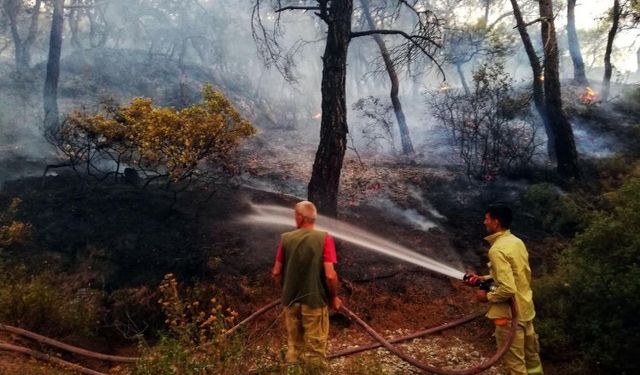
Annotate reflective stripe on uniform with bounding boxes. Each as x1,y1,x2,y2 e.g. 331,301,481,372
527,363,544,375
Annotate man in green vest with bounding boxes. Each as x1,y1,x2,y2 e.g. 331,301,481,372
465,204,544,375
272,200,342,373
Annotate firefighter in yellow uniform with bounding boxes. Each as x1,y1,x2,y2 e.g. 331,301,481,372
466,204,544,375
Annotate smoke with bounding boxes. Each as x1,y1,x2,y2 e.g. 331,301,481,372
0,0,638,186
243,203,464,280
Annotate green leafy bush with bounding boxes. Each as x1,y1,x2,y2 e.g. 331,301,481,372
0,265,104,337
523,183,590,235
535,177,640,374
132,274,247,374
0,198,31,248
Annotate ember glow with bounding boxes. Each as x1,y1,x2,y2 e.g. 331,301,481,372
312,112,321,119
580,87,597,104
438,83,451,91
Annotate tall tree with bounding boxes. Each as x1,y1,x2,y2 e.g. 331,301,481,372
567,0,588,84
483,0,492,25
43,0,64,131
602,0,622,101
253,1,441,215
2,0,42,76
509,0,554,161
359,0,413,155
539,0,579,179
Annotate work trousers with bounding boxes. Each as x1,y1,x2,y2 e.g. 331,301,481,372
284,303,329,374
494,319,544,375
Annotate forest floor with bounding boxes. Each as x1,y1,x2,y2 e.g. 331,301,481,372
0,148,536,374
2,72,634,374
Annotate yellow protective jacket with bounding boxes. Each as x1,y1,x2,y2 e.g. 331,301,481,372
484,230,536,321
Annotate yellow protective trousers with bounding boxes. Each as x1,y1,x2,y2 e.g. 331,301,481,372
284,303,329,374
494,319,544,375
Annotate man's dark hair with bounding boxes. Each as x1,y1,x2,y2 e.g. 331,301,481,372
485,204,512,229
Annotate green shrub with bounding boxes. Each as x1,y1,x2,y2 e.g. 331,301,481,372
536,177,640,375
0,198,31,248
0,264,104,337
132,274,248,374
523,183,589,235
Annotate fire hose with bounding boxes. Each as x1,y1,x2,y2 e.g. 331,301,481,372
0,295,518,374
242,297,518,375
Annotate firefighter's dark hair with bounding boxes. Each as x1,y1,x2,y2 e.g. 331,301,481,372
485,204,512,229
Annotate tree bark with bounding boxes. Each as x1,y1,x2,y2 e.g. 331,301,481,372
455,63,470,96
484,0,492,25
43,0,64,131
567,0,588,85
3,0,42,76
360,0,414,155
68,3,82,49
510,0,555,161
636,46,640,74
307,0,353,217
539,0,579,179
602,0,621,101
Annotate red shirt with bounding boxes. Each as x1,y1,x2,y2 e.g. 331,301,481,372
275,234,337,263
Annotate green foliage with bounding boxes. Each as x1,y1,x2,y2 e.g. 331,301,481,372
523,183,590,235
133,335,228,375
0,264,104,337
0,198,31,248
594,157,640,192
535,178,640,374
49,84,255,189
613,86,640,119
132,274,247,374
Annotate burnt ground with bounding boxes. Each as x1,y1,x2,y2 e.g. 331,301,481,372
0,159,525,374
2,85,621,373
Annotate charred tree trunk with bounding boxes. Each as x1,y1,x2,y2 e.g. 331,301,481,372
567,0,588,85
539,0,579,179
43,0,64,131
3,0,42,76
455,63,470,96
360,0,414,155
602,0,621,101
510,0,554,161
307,0,353,216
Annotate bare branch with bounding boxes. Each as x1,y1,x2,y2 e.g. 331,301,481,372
275,6,320,13
351,29,441,48
487,11,513,31
513,17,542,29
352,28,445,79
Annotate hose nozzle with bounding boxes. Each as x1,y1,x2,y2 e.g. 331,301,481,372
463,273,496,292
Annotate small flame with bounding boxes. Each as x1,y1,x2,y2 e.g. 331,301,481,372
438,83,450,91
538,74,544,81
580,86,597,104
312,112,321,119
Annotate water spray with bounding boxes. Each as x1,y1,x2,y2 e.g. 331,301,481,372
239,202,518,374
244,203,465,280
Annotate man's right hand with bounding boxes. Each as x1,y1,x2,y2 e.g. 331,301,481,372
330,296,343,311
464,273,483,287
